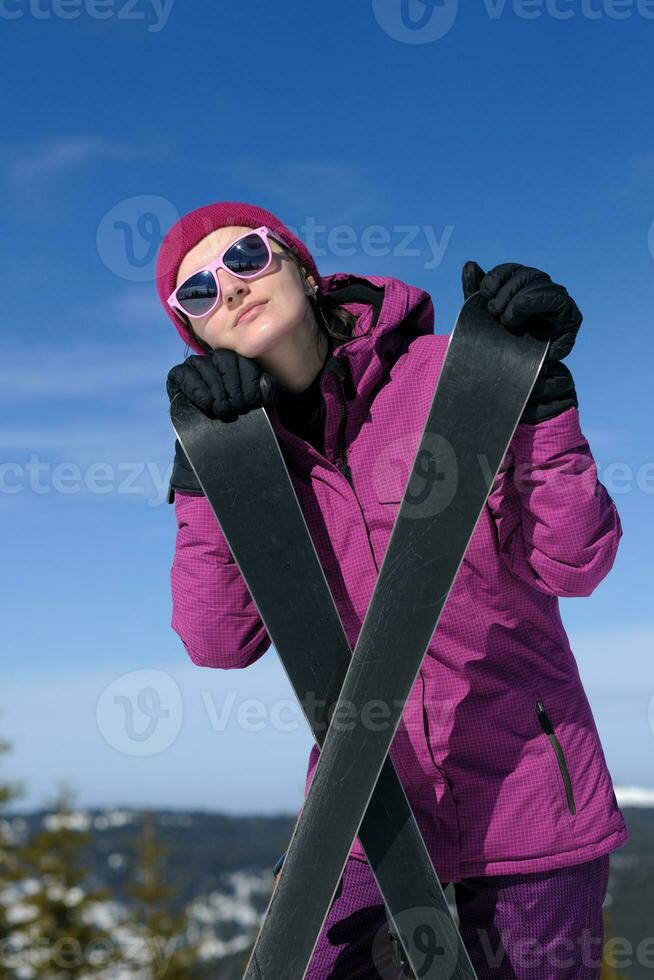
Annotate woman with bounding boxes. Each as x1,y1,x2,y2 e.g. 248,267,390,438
155,201,627,979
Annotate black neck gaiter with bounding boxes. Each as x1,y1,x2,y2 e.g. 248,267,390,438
277,336,334,453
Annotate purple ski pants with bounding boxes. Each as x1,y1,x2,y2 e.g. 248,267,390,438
304,853,610,979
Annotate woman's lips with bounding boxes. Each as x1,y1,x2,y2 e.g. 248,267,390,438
237,302,267,325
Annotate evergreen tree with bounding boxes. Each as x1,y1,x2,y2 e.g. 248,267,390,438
125,810,207,978
0,728,26,980
600,907,629,979
11,780,125,978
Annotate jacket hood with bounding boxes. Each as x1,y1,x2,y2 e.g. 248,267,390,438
265,271,436,463
316,271,435,393
319,271,435,343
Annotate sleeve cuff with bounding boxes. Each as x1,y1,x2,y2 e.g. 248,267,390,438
509,406,586,465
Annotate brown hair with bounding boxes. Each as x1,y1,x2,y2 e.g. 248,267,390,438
178,243,357,356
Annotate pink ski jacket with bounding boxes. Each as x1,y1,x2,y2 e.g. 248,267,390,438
168,271,628,881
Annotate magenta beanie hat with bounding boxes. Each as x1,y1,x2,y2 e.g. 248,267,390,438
155,200,321,352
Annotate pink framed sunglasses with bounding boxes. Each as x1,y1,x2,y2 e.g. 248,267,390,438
167,225,288,320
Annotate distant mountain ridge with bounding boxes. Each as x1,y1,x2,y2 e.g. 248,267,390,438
614,785,654,807
2,794,652,978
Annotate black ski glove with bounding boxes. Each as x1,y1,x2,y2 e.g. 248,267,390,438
167,438,204,503
166,349,282,502
167,348,282,421
462,261,581,424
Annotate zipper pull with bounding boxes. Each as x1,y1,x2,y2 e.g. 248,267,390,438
535,699,554,735
324,355,355,399
339,457,353,485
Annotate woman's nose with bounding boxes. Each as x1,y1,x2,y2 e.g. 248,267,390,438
217,267,248,303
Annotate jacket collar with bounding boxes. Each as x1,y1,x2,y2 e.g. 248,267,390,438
317,271,435,397
267,272,435,458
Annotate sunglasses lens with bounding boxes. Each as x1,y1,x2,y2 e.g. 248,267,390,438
175,234,272,317
176,270,217,317
224,233,270,275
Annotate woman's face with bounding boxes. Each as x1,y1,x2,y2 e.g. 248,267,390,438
174,225,317,358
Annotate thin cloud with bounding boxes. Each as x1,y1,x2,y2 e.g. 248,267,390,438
112,291,164,324
4,136,137,187
0,341,169,400
0,417,175,507
0,419,162,454
584,427,635,449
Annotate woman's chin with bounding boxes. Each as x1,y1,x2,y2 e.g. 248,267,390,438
238,319,293,358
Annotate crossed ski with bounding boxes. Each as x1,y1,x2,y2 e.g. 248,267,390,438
171,293,548,979
170,387,477,973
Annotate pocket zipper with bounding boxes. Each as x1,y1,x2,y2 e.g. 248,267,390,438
535,699,576,815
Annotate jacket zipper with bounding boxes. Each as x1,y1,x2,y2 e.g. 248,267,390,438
325,357,386,576
535,699,576,815
331,361,354,488
338,454,353,485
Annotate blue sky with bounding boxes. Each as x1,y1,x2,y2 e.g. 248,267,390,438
1,1,652,814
